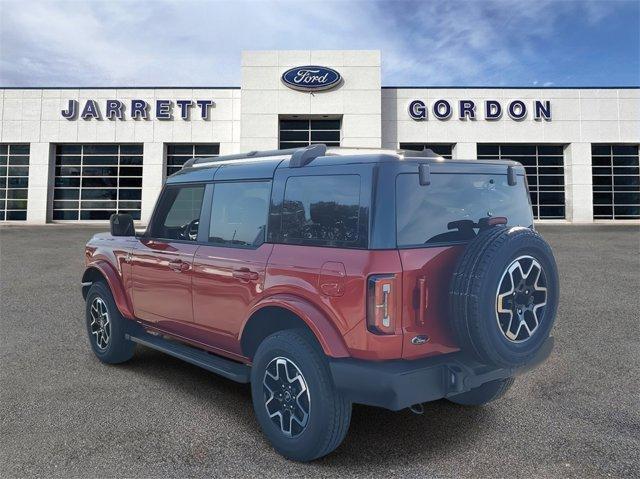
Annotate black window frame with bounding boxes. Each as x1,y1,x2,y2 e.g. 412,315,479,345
278,118,341,150
268,168,370,249
146,183,207,242
203,179,273,250
591,144,640,220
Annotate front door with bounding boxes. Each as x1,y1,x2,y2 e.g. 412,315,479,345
131,184,205,332
192,180,273,355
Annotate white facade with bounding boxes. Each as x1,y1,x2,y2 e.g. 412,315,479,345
0,50,638,224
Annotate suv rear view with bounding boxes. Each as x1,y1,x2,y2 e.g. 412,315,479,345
82,145,558,461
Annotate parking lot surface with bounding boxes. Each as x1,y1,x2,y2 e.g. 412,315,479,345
1,224,639,478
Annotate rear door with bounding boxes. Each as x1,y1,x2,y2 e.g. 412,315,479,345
395,169,534,359
191,180,273,354
131,184,205,331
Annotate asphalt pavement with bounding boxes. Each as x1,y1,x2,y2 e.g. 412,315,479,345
1,224,639,478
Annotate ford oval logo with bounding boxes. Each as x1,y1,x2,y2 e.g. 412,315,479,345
281,65,342,92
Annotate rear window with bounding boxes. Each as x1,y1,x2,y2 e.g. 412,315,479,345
396,172,533,247
280,175,365,248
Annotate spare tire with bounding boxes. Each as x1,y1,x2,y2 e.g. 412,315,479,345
449,226,559,368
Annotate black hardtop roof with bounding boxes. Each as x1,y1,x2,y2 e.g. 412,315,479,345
166,145,525,184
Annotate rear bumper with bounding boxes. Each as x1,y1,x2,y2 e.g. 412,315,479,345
329,337,554,411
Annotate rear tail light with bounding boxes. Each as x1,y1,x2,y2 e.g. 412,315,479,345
367,274,397,335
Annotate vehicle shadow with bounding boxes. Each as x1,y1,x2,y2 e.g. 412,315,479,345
120,346,490,469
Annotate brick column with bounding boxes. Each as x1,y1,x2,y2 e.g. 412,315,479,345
564,142,593,223
26,142,54,224
453,142,477,160
140,142,165,225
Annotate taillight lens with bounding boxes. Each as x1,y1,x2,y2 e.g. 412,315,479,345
367,274,397,335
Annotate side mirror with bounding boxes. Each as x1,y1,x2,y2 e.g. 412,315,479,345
110,213,135,237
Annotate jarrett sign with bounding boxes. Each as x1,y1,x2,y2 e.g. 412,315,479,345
61,99,215,120
408,99,552,121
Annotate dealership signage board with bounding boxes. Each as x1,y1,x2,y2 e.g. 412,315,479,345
281,66,342,92
61,99,215,120
407,99,552,121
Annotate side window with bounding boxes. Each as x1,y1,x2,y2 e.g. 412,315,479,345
151,185,204,241
209,181,271,247
281,175,362,247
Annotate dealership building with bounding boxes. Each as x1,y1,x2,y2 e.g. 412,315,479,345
0,50,638,224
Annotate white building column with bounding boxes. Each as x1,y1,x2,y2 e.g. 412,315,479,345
453,142,477,160
564,142,593,223
26,142,54,224
141,142,165,225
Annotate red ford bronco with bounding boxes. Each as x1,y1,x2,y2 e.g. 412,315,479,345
82,145,558,461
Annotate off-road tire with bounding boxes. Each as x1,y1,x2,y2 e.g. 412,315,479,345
85,281,135,364
450,226,559,368
250,329,351,462
448,377,515,406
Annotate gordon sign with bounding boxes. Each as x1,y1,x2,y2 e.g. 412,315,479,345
281,66,342,92
61,99,215,120
408,99,552,121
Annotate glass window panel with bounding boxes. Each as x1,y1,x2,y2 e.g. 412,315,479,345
538,205,565,218
81,200,118,209
54,189,80,200
6,210,27,220
0,155,6,166
118,201,141,209
613,174,640,186
119,189,142,200
120,155,143,165
82,189,117,200
613,205,640,217
194,144,220,155
612,145,638,156
57,145,82,154
8,177,28,188
9,145,29,155
613,166,639,176
54,200,79,210
83,167,118,176
593,192,613,204
279,120,309,130
209,181,272,247
310,130,340,142
83,144,118,155
119,144,143,155
615,192,640,204
476,144,499,156
57,156,81,166
310,119,341,130
612,156,639,167
538,156,564,166
82,156,118,166
280,130,309,142
281,175,363,247
82,177,118,188
8,155,29,166
500,145,537,156
119,166,143,177
0,189,5,200
151,185,205,240
119,177,142,187
6,189,28,200
53,210,79,220
0,145,7,154
592,157,612,167
537,145,564,155
6,200,27,209
55,177,80,187
8,167,29,177
81,210,114,220
279,142,309,149
167,144,195,155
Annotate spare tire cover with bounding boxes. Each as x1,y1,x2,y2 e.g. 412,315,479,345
449,226,559,368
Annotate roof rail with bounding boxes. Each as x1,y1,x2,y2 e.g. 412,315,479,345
182,144,327,169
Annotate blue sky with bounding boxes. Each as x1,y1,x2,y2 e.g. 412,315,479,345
0,0,638,87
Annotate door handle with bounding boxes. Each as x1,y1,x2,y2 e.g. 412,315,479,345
232,268,259,281
169,259,190,272
418,277,428,325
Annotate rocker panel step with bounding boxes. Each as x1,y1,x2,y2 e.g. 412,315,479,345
127,331,250,383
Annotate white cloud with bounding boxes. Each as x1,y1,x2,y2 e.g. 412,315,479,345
0,0,620,87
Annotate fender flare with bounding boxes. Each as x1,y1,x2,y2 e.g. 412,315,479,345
82,260,135,319
241,294,351,358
